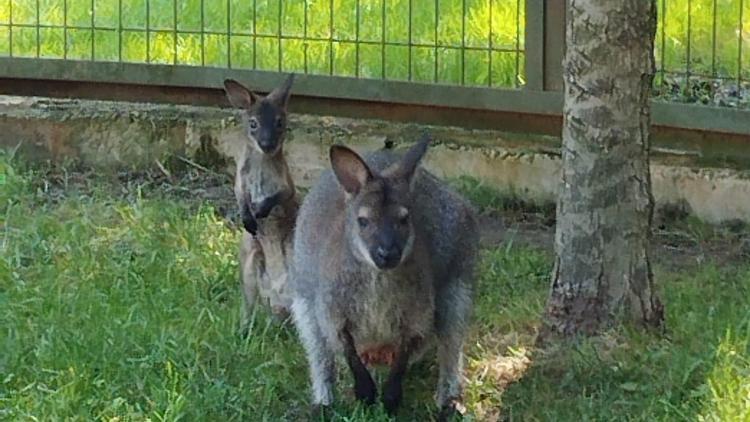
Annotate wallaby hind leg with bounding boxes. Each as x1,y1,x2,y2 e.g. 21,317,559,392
292,296,336,408
340,326,376,405
239,234,265,335
435,281,473,419
382,336,422,415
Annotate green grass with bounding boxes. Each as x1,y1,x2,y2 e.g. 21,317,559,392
1,0,749,90
1,151,749,420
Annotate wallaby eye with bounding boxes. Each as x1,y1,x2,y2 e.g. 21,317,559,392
399,215,409,225
276,117,283,129
357,217,369,229
249,118,259,130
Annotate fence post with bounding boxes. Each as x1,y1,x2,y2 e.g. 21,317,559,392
524,0,545,91
525,0,565,92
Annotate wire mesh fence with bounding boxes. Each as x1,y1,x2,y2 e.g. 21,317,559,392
0,0,525,88
655,0,750,107
0,0,748,103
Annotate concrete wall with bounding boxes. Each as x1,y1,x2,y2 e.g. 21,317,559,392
2,95,749,224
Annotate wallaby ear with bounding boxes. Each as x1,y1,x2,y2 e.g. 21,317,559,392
267,73,295,109
394,132,431,183
223,79,258,109
330,145,373,195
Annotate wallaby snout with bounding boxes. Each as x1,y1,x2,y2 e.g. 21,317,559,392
372,231,403,269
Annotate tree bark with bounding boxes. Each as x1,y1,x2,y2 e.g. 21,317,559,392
539,0,664,341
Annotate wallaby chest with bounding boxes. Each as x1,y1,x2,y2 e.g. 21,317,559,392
335,265,435,353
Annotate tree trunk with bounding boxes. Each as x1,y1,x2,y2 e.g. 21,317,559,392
539,0,664,341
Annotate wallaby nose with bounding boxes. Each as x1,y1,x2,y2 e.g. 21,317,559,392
257,136,278,154
374,245,401,269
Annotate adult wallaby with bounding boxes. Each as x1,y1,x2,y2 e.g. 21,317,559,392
290,134,478,419
223,74,298,329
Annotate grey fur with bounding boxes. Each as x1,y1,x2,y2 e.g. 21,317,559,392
224,75,298,328
290,137,479,416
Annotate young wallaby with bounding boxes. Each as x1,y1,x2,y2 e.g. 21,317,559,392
223,74,298,329
290,134,479,419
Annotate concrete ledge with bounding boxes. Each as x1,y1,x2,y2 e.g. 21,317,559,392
1,95,749,224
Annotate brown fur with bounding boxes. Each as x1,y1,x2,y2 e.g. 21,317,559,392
224,75,298,327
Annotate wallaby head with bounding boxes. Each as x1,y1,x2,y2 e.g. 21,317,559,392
224,74,294,155
330,134,430,270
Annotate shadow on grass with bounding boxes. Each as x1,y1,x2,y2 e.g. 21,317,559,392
498,264,750,421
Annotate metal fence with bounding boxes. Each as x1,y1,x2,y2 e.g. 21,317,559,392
655,0,749,107
0,0,526,87
0,0,749,135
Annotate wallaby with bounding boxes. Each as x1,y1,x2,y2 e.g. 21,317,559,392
290,134,479,419
223,75,298,329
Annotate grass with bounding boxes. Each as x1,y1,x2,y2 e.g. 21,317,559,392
1,150,749,421
0,0,749,92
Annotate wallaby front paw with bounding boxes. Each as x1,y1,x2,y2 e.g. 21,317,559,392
354,377,377,405
381,381,403,415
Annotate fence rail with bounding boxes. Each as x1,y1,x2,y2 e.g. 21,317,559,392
0,0,749,136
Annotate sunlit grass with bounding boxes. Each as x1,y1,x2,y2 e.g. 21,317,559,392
1,150,749,420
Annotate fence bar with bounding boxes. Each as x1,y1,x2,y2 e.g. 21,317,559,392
4,57,750,137
739,0,745,85
0,57,563,115
117,0,121,61
200,0,205,66
488,0,493,86
91,0,95,60
146,0,151,63
434,0,439,83
277,0,282,71
8,0,12,56
64,0,68,59
381,0,386,79
711,0,717,76
524,0,544,90
329,0,333,75
355,0,360,77
461,0,465,85
660,0,666,82
685,0,693,89
174,0,178,64
227,0,231,68
303,0,308,73
252,0,257,69
35,0,39,57
543,0,565,91
408,0,413,81
515,0,521,86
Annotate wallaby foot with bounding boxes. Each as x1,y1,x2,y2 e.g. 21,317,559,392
381,378,402,415
237,296,254,339
436,399,466,422
309,403,332,421
341,326,377,405
382,337,421,415
293,298,336,407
